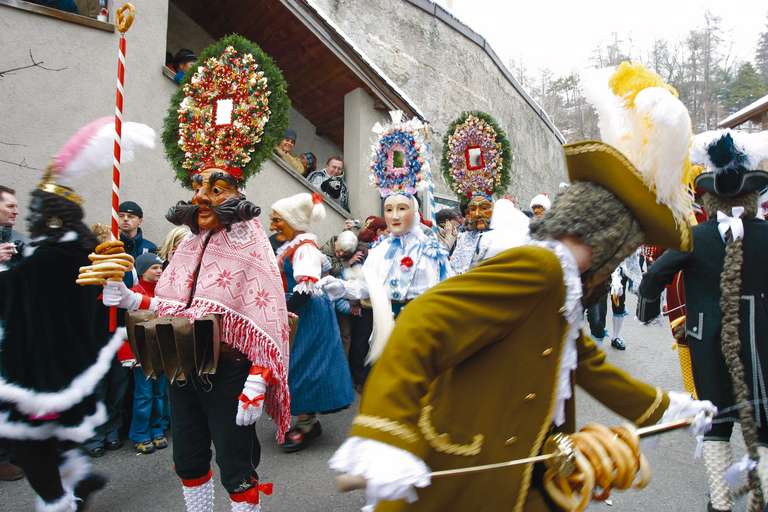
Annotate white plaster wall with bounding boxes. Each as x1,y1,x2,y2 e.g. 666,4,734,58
0,0,352,246
287,108,343,171
0,0,181,245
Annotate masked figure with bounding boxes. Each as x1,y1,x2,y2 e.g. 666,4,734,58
329,63,716,512
104,36,291,512
441,111,523,274
639,130,768,512
0,118,153,511
321,112,451,365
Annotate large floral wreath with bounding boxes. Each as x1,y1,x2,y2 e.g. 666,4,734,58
441,111,511,200
162,35,289,188
370,117,429,197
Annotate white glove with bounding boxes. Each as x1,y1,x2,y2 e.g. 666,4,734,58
660,390,717,436
319,275,346,301
103,281,142,310
610,268,624,297
330,437,431,512
235,367,269,426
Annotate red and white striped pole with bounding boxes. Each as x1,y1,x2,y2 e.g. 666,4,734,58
109,3,135,331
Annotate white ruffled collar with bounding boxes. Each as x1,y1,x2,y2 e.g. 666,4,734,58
275,232,317,259
525,238,583,426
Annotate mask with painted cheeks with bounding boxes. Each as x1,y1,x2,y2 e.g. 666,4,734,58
384,194,416,236
190,168,241,231
269,212,300,243
464,195,493,232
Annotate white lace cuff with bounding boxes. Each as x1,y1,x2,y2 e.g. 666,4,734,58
329,437,431,512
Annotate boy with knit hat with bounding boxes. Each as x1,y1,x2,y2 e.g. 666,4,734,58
126,253,169,455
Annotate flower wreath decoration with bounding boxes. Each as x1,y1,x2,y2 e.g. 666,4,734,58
369,111,431,198
441,111,511,200
162,34,290,189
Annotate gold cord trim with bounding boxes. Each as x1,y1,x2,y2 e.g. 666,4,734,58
418,405,483,457
634,386,664,426
353,414,418,444
564,142,691,251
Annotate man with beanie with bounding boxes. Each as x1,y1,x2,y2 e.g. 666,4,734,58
638,130,768,512
119,200,157,288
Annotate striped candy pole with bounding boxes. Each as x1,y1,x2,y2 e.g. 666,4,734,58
109,3,135,331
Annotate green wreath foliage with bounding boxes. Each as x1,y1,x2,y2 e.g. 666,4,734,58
161,34,290,189
440,110,512,200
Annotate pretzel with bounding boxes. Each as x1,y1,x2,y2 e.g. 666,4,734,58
76,277,106,286
89,253,134,263
543,422,654,511
95,240,123,253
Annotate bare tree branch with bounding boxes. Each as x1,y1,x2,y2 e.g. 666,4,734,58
0,49,67,78
0,157,43,171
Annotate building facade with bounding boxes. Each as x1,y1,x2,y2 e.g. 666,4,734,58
0,0,566,244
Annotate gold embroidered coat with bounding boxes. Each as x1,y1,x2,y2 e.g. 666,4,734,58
349,246,670,512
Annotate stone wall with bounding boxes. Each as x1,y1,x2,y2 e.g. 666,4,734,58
309,0,568,206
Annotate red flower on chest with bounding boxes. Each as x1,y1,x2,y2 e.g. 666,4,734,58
400,256,414,268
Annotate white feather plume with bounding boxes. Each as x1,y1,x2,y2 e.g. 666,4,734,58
59,122,155,185
580,64,693,222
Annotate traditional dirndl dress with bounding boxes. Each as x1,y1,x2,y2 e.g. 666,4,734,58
280,237,353,415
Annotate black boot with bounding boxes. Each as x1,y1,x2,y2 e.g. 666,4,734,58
74,473,108,511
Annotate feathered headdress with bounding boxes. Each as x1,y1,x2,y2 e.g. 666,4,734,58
690,129,768,197
39,117,155,205
162,35,290,189
441,111,511,202
566,62,695,251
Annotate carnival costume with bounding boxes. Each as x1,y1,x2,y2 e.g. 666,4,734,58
329,63,716,512
441,111,512,275
0,118,153,512
638,129,768,512
103,36,291,512
321,112,451,363
270,192,354,452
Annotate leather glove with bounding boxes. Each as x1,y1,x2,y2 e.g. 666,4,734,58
235,366,271,426
660,391,717,436
319,275,346,301
103,281,142,310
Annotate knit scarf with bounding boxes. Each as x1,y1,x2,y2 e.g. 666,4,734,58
154,218,291,441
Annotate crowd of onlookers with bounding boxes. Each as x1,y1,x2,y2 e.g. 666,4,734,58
0,180,556,482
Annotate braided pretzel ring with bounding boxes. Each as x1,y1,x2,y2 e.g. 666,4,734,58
116,3,135,33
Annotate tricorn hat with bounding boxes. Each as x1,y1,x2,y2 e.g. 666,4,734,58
566,62,695,252
690,130,768,197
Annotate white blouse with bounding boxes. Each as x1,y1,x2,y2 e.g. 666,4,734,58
276,233,324,294
344,228,451,301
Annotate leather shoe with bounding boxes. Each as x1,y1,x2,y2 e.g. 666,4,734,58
0,462,24,481
84,445,105,458
75,473,108,511
105,439,123,451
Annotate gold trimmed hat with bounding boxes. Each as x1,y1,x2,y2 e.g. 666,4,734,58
568,62,695,251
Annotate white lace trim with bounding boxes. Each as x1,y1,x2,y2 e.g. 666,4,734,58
274,232,317,259
329,436,431,512
525,239,583,427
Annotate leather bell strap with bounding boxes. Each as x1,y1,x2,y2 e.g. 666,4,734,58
717,207,745,242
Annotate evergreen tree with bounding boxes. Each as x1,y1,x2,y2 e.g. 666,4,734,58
756,16,768,84
726,62,768,112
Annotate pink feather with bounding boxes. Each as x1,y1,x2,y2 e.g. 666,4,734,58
52,117,112,174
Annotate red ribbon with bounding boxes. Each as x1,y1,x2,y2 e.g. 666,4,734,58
239,393,265,410
249,366,275,385
230,481,274,504
311,192,323,204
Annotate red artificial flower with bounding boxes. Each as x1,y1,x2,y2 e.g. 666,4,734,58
400,256,414,268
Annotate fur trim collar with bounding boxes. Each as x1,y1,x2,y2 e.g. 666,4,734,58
0,402,106,443
0,328,125,416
